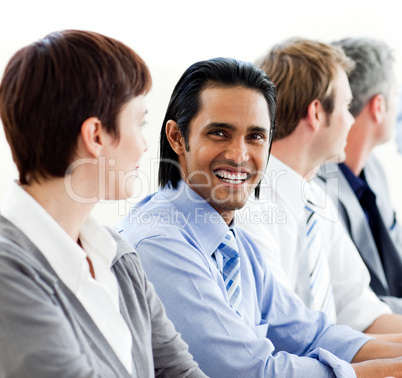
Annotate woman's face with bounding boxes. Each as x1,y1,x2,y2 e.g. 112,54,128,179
103,95,148,201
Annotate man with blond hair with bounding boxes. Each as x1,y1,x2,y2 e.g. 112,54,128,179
239,38,402,334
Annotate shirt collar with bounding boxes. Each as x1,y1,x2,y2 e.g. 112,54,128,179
160,180,231,257
339,163,370,200
266,155,313,220
1,181,117,294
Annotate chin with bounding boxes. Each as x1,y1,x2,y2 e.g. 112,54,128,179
118,189,134,201
218,199,248,212
336,149,347,163
104,188,132,202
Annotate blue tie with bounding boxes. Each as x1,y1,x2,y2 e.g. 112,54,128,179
216,230,244,319
305,203,336,323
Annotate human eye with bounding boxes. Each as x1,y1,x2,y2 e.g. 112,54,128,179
208,129,227,138
248,132,266,141
140,120,148,129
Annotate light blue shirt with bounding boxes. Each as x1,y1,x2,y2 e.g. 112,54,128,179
116,181,371,377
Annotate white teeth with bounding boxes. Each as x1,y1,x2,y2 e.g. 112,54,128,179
221,178,242,184
215,170,248,183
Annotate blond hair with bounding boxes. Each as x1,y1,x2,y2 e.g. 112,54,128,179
257,38,354,140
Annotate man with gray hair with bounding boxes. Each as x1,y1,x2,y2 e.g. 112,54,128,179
239,37,402,334
319,38,402,312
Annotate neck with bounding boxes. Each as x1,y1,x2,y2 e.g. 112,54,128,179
24,178,95,242
220,211,235,226
343,145,370,176
272,138,320,180
343,119,375,176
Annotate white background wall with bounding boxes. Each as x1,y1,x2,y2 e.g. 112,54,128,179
1,0,402,227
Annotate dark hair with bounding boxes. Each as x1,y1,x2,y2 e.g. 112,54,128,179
158,57,276,198
0,30,151,185
257,38,354,140
333,38,394,117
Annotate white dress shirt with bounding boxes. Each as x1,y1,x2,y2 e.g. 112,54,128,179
238,156,392,331
1,181,133,372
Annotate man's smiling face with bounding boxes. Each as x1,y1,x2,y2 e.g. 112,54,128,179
177,85,271,221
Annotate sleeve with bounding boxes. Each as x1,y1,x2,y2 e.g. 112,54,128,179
135,234,364,378
379,295,402,313
113,248,207,378
0,251,96,378
324,203,392,331
147,278,207,378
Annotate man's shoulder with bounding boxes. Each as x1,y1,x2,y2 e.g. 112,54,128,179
366,153,382,170
365,153,387,183
116,184,228,252
116,197,211,263
116,190,183,238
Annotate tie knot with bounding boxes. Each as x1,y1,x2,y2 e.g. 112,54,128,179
218,230,239,260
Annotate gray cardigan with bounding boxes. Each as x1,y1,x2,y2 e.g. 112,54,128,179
0,216,206,378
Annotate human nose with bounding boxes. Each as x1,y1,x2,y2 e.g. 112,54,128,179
224,138,249,164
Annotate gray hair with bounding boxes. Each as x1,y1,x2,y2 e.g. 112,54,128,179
332,38,395,117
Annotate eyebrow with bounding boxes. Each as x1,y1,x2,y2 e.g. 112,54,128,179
205,122,269,134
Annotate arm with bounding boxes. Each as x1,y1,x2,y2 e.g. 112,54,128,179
135,234,360,378
365,313,402,336
0,251,96,378
352,357,402,378
112,248,206,378
353,339,402,362
146,278,207,378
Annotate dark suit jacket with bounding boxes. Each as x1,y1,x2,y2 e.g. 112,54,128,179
317,154,402,313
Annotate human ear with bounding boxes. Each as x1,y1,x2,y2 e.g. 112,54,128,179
165,120,186,155
369,94,385,124
80,117,104,158
306,100,325,132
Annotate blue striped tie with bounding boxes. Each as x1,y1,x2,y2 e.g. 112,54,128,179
305,203,336,323
216,230,244,319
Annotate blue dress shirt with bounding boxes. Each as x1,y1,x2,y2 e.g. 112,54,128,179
116,181,371,377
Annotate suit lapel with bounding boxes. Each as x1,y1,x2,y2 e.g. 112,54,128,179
337,172,389,290
0,216,132,377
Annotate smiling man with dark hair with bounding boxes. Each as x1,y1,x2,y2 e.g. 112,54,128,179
117,57,402,377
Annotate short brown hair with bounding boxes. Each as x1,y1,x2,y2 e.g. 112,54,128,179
0,30,151,185
257,38,354,140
